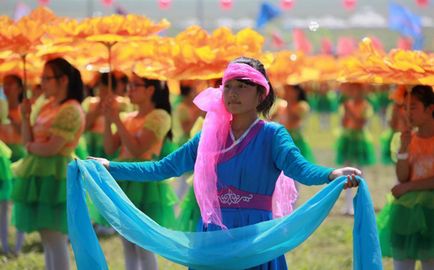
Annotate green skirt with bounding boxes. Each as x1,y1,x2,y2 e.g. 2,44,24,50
117,179,178,229
311,92,339,113
289,129,315,163
11,154,70,234
377,191,434,260
90,140,180,227
7,143,27,163
335,129,376,166
84,132,118,159
380,129,395,165
176,177,201,232
0,142,13,201
74,136,89,160
368,91,391,113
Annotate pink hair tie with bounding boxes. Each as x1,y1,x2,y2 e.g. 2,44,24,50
222,63,270,95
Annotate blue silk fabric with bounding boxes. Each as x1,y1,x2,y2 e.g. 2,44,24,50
67,159,382,270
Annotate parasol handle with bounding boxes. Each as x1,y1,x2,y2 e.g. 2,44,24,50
104,42,117,95
405,87,411,128
21,54,28,99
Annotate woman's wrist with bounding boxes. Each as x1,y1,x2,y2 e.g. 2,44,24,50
328,169,337,181
25,142,33,153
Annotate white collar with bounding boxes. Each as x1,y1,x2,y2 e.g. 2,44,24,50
223,118,261,153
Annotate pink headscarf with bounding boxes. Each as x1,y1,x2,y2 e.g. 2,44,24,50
193,62,297,229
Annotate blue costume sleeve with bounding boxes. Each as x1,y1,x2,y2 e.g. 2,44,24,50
108,133,200,182
272,126,334,185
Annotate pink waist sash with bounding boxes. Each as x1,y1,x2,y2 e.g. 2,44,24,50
218,186,272,211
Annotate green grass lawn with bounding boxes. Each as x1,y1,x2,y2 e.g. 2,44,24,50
0,113,420,270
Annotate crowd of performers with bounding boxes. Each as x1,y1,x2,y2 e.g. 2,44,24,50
0,56,433,270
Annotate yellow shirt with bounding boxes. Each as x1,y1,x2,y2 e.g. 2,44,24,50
118,109,171,161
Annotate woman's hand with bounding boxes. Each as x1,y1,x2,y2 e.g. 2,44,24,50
102,96,120,124
20,99,32,121
391,182,412,198
399,129,412,153
329,167,362,189
87,156,110,170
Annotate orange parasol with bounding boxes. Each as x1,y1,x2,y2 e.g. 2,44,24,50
0,7,61,95
168,26,267,81
47,14,170,91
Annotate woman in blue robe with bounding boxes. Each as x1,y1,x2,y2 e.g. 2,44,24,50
94,57,361,270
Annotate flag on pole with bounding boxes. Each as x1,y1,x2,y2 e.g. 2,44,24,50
255,1,282,29
292,29,312,54
271,30,285,49
388,2,424,50
320,38,334,55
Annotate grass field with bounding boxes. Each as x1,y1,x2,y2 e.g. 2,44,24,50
0,113,421,270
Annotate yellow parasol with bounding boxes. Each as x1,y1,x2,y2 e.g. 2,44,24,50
0,7,61,95
47,14,170,91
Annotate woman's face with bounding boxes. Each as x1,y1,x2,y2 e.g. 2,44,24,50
3,76,22,102
407,97,434,127
223,79,261,115
127,74,153,105
40,65,61,98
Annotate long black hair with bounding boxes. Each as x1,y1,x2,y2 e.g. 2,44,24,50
229,57,276,118
45,58,83,103
140,78,173,140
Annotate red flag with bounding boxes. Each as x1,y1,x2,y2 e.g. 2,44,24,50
38,0,50,5
336,37,356,56
220,0,232,10
101,0,113,7
280,0,294,10
320,38,333,55
369,36,385,52
397,36,412,50
416,0,429,7
292,29,312,54
271,31,284,49
158,0,171,9
343,0,356,10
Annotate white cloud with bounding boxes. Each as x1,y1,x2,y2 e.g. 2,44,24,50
348,9,387,28
316,16,347,29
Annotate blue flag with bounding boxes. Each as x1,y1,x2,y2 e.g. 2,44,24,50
388,3,424,50
255,1,282,29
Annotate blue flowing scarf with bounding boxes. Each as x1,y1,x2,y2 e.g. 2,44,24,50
67,160,383,270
